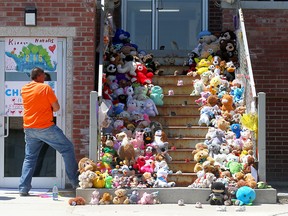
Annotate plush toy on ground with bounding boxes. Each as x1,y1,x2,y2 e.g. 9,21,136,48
68,197,86,206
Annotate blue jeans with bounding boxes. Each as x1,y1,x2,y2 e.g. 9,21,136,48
19,125,79,193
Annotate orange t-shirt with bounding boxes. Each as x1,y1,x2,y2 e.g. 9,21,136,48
21,81,58,128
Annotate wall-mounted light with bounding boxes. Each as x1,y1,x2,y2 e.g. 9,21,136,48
24,6,37,26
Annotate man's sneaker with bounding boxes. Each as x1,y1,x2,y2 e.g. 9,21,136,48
19,192,29,196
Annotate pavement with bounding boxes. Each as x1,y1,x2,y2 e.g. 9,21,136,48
1,186,288,216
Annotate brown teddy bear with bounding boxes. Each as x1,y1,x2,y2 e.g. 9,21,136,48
99,192,113,205
113,189,130,204
68,196,86,206
192,149,215,173
221,94,235,113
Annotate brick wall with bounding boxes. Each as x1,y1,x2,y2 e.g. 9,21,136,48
222,9,288,182
208,0,223,34
0,0,96,161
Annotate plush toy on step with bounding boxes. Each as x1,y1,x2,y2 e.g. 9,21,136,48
233,186,256,206
206,182,228,205
153,167,175,188
150,85,164,106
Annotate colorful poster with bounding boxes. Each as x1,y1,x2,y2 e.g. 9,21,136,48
5,37,58,72
5,81,57,117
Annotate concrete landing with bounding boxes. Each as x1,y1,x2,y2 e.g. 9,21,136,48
76,187,277,204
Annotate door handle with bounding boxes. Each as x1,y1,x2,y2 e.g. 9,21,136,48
3,116,9,138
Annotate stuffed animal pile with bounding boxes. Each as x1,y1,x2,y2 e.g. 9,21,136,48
77,29,260,207
186,30,259,206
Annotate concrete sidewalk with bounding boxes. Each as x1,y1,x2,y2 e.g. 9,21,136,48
1,187,288,216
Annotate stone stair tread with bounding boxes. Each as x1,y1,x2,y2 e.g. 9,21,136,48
169,173,197,176
163,125,208,129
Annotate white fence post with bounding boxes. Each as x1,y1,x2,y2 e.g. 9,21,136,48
258,92,266,182
89,91,98,161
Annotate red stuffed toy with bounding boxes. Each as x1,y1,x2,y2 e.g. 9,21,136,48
134,63,154,85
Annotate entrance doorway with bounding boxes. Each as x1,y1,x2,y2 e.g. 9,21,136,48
121,0,208,50
0,39,67,188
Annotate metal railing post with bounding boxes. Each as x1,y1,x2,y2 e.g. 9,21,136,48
258,92,266,182
89,91,98,161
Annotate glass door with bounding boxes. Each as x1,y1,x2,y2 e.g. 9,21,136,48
0,39,66,188
122,0,208,50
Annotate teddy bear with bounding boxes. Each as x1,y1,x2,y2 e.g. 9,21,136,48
198,105,214,126
195,91,212,107
99,192,113,205
190,79,205,96
112,28,131,45
144,98,159,117
189,171,216,188
221,94,235,113
142,171,156,188
138,191,160,204
192,148,215,173
219,30,237,41
113,189,130,204
128,190,140,204
183,51,199,75
117,55,137,81
151,130,172,162
150,85,164,106
200,42,220,59
142,53,162,75
134,62,154,85
78,170,97,189
153,167,176,188
217,39,238,63
68,196,86,206
89,190,100,205
78,157,98,174
154,153,170,172
209,76,222,95
223,60,236,82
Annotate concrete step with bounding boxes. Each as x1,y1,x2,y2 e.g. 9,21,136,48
168,137,206,149
168,161,196,173
169,149,193,161
151,115,199,127
156,105,200,116
76,187,277,204
164,126,208,138
152,74,197,86
159,84,194,95
157,65,190,75
162,95,198,105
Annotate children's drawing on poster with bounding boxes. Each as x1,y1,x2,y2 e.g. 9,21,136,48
5,37,58,72
5,81,57,117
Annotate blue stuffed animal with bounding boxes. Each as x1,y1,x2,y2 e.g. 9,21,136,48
234,186,256,206
150,86,164,106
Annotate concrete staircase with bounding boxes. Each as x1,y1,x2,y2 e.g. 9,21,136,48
76,50,277,204
149,50,207,187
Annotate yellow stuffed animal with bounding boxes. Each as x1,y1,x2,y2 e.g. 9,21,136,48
93,171,106,188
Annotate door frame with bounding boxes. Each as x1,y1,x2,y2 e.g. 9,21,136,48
0,38,67,189
121,0,208,50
